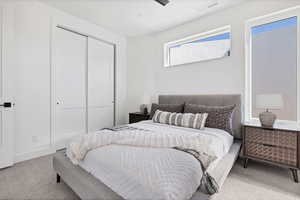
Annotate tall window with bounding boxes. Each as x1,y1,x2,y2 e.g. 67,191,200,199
246,8,299,123
164,26,231,67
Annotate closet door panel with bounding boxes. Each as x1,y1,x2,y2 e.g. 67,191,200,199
55,110,86,134
89,107,114,131
88,38,114,131
55,28,87,142
55,47,86,108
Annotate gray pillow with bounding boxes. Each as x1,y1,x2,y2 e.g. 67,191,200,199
150,103,184,119
184,104,236,134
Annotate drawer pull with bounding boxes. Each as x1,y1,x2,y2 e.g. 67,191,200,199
262,143,276,148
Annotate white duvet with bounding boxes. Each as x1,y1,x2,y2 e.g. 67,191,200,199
73,121,233,200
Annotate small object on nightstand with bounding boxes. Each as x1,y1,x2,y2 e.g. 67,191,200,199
139,104,148,115
259,110,276,128
256,94,283,127
129,112,150,124
242,123,299,183
140,94,150,115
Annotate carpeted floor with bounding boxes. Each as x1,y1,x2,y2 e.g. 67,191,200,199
0,155,299,200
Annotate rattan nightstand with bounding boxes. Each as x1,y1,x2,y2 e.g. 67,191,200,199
243,124,299,183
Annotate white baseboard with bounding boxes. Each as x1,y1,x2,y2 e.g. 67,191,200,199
54,139,68,150
14,145,56,163
14,134,82,163
54,133,82,150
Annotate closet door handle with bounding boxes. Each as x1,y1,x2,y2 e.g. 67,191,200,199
0,102,12,108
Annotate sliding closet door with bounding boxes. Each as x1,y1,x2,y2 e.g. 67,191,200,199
88,38,114,131
54,28,87,144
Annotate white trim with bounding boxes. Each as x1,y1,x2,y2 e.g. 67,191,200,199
245,6,300,124
166,25,230,47
50,18,56,150
164,25,231,67
246,5,300,24
14,145,55,163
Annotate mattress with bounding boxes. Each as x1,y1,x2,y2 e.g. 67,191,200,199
77,121,234,200
53,141,241,200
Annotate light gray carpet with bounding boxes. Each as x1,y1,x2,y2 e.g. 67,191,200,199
0,155,299,200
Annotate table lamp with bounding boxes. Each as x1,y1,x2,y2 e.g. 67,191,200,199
256,94,283,127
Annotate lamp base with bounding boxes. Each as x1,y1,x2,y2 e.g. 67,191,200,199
259,110,276,128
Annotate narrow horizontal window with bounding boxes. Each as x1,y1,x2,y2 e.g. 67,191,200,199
164,26,231,67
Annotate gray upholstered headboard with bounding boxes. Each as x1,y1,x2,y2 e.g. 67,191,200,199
158,94,242,138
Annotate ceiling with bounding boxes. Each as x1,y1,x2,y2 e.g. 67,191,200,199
41,0,246,37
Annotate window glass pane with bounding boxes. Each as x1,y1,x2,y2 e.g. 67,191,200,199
251,17,297,121
167,31,230,66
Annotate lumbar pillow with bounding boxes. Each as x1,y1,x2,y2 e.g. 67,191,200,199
152,110,208,130
149,103,184,119
184,104,236,134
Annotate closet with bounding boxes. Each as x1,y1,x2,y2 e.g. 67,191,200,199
54,27,115,146
87,37,115,132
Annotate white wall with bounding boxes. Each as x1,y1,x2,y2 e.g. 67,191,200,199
127,1,300,119
14,2,52,161
13,1,127,162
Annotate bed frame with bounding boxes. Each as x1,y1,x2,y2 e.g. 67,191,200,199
53,94,242,200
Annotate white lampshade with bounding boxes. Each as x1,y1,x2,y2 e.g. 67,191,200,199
256,94,283,110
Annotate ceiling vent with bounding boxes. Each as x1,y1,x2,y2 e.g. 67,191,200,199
154,0,170,6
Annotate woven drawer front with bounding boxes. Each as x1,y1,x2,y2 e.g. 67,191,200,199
246,142,297,167
245,127,297,149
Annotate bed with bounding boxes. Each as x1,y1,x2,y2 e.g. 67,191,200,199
53,94,242,200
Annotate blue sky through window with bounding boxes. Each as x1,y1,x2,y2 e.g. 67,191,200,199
252,16,297,35
171,32,230,48
189,32,230,44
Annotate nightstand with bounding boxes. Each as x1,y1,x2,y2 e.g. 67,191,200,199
129,112,150,124
243,124,299,182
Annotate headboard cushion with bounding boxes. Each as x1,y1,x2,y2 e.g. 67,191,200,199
158,94,242,138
